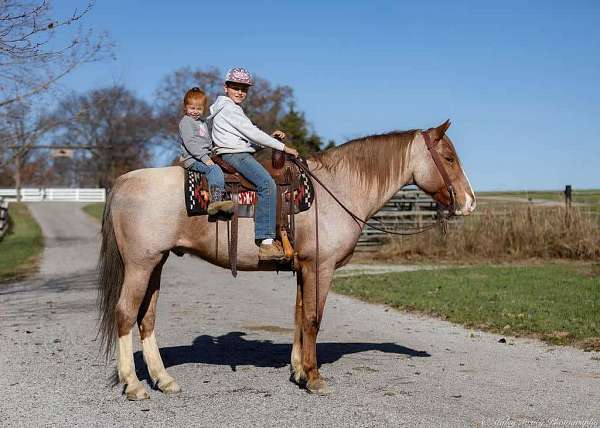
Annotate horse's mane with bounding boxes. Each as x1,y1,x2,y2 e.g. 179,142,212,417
309,130,418,190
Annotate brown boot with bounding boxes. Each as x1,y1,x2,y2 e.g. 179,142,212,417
258,240,286,261
207,200,234,216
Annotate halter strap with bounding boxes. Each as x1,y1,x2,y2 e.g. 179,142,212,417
421,131,456,214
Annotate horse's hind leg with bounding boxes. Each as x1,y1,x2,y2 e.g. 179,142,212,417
291,274,305,384
116,256,161,401
137,253,181,395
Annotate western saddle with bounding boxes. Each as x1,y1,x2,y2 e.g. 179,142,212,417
203,149,313,277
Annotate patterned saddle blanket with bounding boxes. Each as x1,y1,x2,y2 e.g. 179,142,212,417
184,162,314,218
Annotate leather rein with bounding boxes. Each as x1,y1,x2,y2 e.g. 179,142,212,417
292,129,457,238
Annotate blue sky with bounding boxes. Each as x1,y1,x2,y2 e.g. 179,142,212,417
53,1,600,191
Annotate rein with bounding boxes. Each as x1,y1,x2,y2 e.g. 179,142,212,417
291,130,456,238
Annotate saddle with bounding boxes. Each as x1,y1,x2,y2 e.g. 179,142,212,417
184,149,314,276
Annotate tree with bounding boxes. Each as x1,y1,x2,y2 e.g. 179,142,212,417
0,1,112,192
0,0,113,108
276,103,323,156
48,85,157,188
0,100,57,190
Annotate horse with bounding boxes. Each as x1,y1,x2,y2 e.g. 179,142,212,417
98,120,476,400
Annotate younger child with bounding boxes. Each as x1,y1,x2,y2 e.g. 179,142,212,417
179,87,233,215
209,68,299,261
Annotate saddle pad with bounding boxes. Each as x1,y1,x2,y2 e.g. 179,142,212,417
288,169,314,213
184,167,314,217
185,170,211,216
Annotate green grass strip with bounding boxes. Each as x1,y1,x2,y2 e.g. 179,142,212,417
82,203,104,223
0,203,44,282
334,264,600,348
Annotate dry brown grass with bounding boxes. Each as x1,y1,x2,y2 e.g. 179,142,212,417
372,206,600,262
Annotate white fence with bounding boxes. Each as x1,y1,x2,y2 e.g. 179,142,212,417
0,188,106,203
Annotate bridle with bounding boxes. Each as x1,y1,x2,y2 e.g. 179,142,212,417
421,129,457,216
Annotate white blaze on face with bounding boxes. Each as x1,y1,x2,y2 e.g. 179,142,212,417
455,166,476,215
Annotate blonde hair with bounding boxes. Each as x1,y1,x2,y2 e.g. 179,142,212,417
183,87,208,113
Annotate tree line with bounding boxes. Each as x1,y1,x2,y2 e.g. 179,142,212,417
0,2,332,190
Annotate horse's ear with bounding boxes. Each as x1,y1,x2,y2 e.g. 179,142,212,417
431,119,451,140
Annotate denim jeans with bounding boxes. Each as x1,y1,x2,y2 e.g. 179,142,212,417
221,152,276,240
189,161,225,191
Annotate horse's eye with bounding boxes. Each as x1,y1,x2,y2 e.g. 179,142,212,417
444,156,454,164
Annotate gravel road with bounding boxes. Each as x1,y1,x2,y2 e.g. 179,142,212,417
0,202,598,427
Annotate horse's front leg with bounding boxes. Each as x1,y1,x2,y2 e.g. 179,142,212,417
297,261,334,395
137,254,181,395
291,274,304,384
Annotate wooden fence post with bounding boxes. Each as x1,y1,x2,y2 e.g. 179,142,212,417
564,185,572,209
564,185,572,227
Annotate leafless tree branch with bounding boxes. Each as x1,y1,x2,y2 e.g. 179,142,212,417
0,1,113,107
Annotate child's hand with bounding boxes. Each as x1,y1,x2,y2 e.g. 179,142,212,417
284,146,299,158
204,159,215,166
272,130,286,141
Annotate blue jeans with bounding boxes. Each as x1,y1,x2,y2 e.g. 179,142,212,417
221,152,276,240
189,161,225,191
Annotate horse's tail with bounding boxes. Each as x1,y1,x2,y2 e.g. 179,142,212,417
97,188,124,359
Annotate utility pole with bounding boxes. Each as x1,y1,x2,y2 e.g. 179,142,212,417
14,150,22,202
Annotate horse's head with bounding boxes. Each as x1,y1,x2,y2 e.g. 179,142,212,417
412,120,476,215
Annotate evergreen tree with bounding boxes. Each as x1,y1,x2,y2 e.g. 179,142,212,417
276,103,323,156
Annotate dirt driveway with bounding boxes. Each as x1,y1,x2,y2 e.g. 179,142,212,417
0,202,598,427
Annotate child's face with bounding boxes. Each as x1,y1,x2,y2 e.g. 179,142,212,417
185,100,205,120
224,83,249,105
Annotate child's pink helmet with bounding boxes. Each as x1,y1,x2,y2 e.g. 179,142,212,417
225,67,254,86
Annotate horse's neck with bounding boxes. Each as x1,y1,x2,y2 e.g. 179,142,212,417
358,172,412,220
312,150,413,221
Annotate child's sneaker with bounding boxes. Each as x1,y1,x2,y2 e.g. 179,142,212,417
207,200,234,215
207,187,234,215
258,240,286,261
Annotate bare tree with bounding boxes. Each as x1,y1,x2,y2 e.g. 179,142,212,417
0,1,112,192
0,0,113,108
48,85,158,188
0,100,58,191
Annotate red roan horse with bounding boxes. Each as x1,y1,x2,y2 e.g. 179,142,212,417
98,120,475,399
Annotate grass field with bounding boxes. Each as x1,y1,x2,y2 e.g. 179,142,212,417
82,203,104,223
374,205,600,263
333,264,600,350
0,203,44,283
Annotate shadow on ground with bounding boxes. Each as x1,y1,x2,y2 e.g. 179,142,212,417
0,270,97,295
133,331,430,380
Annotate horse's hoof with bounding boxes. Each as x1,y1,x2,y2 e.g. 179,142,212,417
306,378,333,395
126,384,150,401
291,369,307,386
159,379,181,395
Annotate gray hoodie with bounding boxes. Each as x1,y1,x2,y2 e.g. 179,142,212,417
179,115,212,168
209,95,285,155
